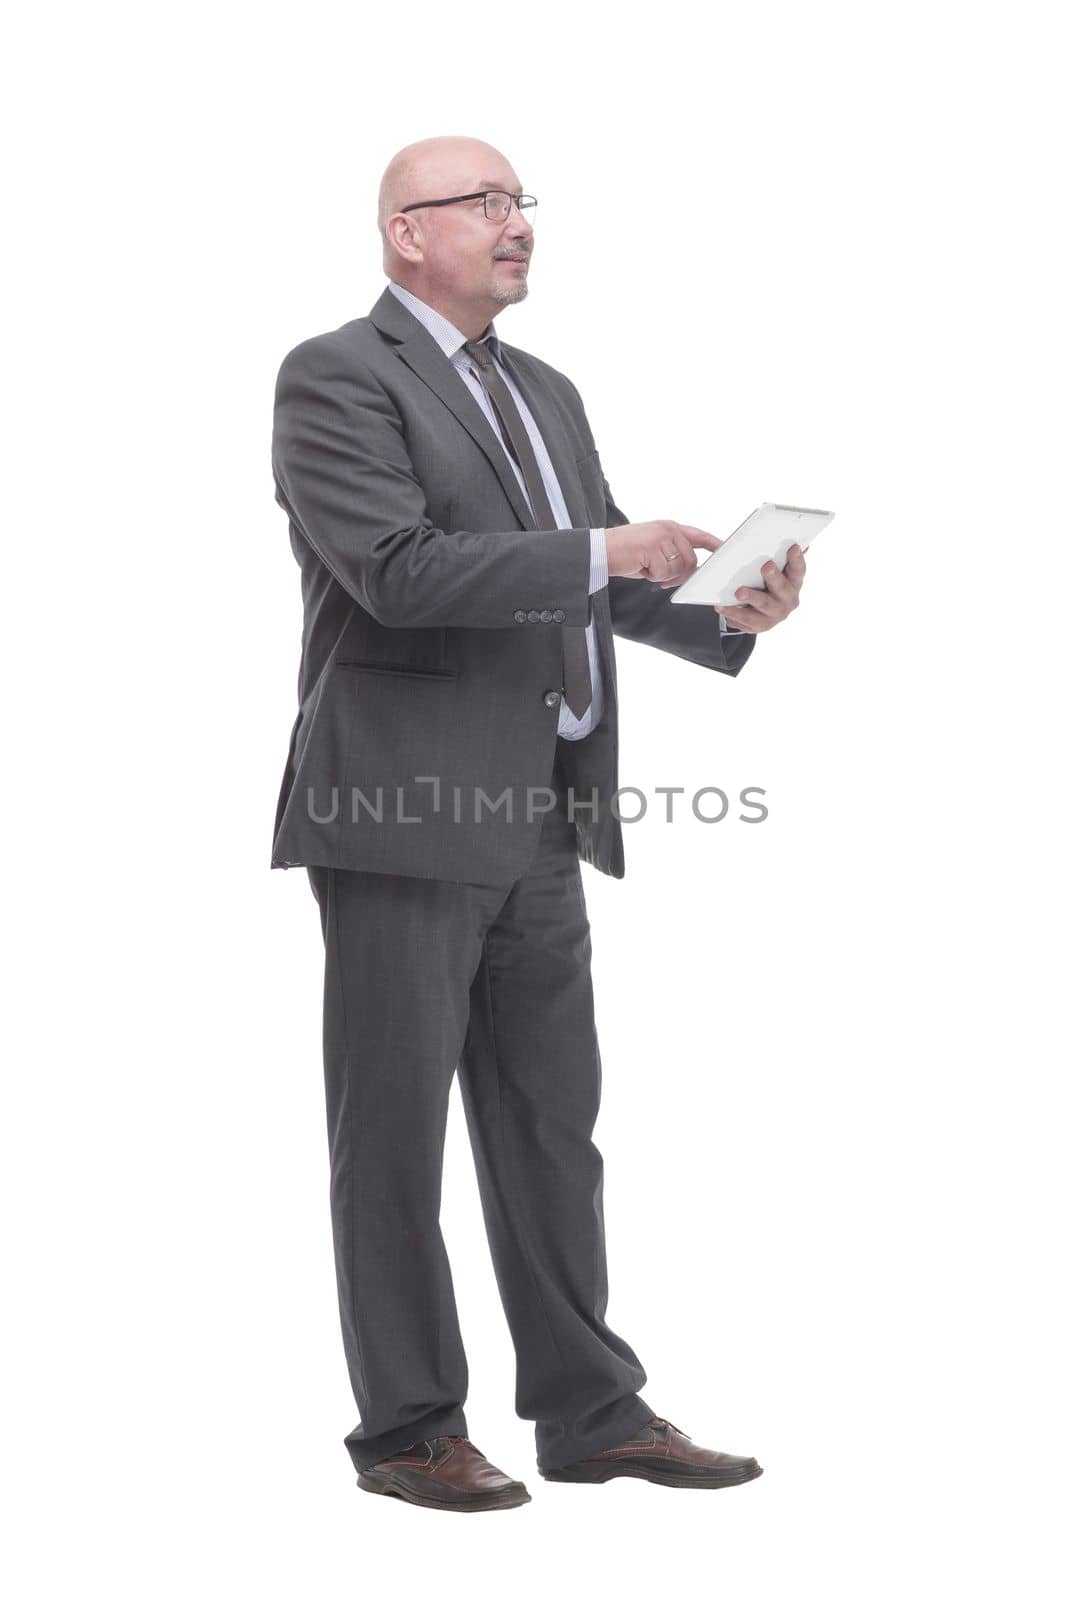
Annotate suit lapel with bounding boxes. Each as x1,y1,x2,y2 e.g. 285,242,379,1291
368,289,535,531
498,345,589,534
502,345,619,694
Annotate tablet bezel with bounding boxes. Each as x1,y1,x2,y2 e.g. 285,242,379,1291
668,502,834,606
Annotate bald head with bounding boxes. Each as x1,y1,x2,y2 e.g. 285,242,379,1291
375,135,535,342
377,136,517,242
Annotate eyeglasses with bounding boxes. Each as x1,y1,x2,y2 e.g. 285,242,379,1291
399,190,537,225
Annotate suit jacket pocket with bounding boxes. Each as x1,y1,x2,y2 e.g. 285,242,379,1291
334,660,457,681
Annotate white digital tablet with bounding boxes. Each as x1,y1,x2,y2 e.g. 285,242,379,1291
669,502,835,606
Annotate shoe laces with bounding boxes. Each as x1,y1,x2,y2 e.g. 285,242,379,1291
438,1433,484,1457
652,1416,691,1440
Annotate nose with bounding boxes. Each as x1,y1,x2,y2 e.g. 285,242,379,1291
506,207,534,245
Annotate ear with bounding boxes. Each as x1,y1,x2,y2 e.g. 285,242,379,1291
387,212,424,263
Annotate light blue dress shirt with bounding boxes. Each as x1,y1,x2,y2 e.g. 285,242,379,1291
386,280,735,741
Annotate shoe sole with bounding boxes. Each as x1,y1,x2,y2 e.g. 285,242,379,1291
357,1470,532,1512
539,1461,763,1489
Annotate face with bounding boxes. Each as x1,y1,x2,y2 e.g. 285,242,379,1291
389,157,535,336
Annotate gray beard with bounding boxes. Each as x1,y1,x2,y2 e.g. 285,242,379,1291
489,280,529,307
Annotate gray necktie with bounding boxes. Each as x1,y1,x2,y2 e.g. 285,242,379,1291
463,338,593,718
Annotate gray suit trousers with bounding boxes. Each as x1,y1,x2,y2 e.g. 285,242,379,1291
306,737,655,1472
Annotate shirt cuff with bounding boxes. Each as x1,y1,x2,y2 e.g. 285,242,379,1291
588,527,608,593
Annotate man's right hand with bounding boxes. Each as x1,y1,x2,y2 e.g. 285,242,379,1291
605,521,724,586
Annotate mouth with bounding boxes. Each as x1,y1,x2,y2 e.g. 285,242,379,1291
497,257,529,266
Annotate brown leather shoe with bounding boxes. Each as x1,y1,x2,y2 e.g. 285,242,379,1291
539,1416,763,1489
357,1435,531,1512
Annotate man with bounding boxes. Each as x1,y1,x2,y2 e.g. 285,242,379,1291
271,136,805,1513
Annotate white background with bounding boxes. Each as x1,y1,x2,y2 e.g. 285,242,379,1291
5,1,1064,1594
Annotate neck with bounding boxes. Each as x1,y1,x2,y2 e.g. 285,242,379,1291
391,277,498,343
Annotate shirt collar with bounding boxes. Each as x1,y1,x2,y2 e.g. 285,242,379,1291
386,280,502,363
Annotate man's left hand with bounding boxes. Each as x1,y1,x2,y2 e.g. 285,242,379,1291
713,543,806,633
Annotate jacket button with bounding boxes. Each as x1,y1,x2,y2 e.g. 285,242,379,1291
542,690,561,707
552,608,566,622
528,610,539,622
539,609,553,622
513,609,527,622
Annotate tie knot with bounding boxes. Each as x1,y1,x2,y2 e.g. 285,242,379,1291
464,338,494,368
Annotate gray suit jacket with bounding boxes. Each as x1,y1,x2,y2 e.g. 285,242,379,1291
270,286,755,885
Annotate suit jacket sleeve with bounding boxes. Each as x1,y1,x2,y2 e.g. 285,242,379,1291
272,337,593,630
